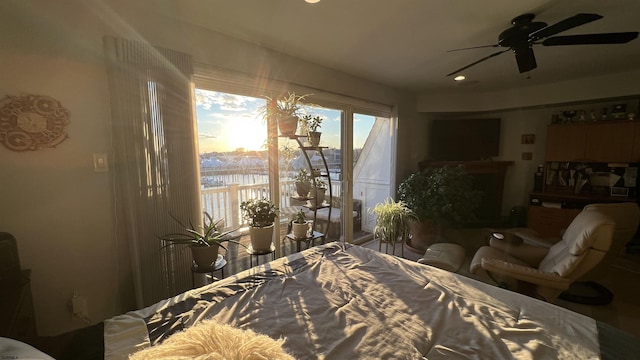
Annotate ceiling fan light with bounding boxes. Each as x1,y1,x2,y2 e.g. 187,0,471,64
305,0,321,3
454,75,466,81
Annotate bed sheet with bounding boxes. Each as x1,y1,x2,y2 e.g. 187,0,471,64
104,242,628,359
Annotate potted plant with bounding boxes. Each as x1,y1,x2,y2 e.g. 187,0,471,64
259,92,311,136
159,212,242,267
310,177,327,208
397,165,482,252
240,197,279,251
291,209,309,239
294,168,312,198
306,115,323,146
371,198,418,254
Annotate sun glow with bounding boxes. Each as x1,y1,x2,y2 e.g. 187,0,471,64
224,118,267,151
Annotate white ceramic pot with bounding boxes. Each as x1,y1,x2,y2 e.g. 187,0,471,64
249,224,274,251
292,221,309,239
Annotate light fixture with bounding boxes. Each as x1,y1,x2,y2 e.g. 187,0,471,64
305,0,321,3
454,75,466,81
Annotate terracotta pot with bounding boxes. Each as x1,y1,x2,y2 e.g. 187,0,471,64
278,115,298,136
190,244,219,268
292,221,309,239
406,220,444,253
308,131,321,146
249,224,274,251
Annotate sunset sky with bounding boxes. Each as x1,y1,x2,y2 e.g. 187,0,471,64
195,89,374,154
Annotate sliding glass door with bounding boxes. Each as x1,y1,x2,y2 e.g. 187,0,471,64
194,71,396,252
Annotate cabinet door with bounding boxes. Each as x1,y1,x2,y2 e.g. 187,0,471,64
585,122,636,162
632,123,640,162
527,206,580,238
545,124,586,161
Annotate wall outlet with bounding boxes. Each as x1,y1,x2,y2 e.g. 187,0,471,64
93,153,109,172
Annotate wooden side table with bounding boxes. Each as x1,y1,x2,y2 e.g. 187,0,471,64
285,231,325,253
191,255,226,288
246,243,276,267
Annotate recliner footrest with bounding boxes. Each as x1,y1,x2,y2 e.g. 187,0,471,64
417,243,465,272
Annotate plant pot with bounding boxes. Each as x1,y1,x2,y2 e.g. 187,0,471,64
310,187,326,208
249,224,274,252
406,219,443,253
190,244,220,268
278,115,298,136
295,181,311,198
308,131,321,146
292,221,309,239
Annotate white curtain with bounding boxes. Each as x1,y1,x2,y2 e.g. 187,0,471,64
104,36,200,308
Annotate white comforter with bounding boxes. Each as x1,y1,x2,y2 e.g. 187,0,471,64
106,243,600,359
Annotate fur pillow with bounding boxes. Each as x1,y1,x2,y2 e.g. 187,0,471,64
129,320,293,360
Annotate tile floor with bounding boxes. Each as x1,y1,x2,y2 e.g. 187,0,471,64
360,227,640,340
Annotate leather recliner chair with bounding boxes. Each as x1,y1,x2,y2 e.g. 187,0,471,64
470,209,615,302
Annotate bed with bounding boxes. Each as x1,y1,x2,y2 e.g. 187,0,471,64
89,242,640,359
16,242,635,359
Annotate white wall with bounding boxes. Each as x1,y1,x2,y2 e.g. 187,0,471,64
0,0,417,335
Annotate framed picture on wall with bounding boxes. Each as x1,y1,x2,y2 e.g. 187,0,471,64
521,134,535,144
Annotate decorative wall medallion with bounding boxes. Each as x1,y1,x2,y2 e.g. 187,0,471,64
0,94,70,151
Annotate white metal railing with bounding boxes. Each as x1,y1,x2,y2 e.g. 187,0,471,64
202,179,341,230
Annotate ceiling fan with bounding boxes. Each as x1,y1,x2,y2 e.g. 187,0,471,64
446,13,639,76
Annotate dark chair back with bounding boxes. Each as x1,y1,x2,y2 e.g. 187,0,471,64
0,232,22,284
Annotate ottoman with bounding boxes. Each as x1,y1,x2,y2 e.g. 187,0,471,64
417,243,466,272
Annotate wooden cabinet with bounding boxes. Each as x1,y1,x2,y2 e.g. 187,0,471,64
545,124,586,161
527,205,581,238
633,123,640,162
585,122,636,162
545,120,638,162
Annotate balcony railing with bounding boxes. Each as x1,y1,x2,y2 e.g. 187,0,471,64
201,179,342,230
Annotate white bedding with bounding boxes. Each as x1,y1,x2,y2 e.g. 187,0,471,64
105,243,600,359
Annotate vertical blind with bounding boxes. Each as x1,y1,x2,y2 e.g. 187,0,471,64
104,36,200,308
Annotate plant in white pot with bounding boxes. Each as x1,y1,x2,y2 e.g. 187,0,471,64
241,197,279,251
294,168,312,198
159,212,242,268
259,92,311,136
305,115,323,146
291,209,309,239
397,165,482,252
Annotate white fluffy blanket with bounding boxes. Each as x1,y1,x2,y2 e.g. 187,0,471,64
129,320,293,360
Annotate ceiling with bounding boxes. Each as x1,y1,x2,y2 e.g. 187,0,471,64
123,0,640,93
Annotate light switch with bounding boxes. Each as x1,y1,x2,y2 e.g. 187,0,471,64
93,153,109,172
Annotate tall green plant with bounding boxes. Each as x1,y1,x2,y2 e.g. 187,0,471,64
372,198,417,244
397,165,482,227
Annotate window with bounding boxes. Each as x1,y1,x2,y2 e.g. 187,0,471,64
194,65,396,252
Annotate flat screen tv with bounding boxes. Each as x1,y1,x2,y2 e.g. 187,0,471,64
428,118,501,161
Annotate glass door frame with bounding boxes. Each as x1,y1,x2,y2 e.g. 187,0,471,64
194,63,396,252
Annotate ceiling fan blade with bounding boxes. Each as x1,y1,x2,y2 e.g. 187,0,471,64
530,13,602,40
513,46,537,73
446,49,511,76
542,32,639,45
447,44,499,52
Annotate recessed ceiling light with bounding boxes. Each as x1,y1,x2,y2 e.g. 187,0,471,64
454,75,466,81
305,0,321,3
